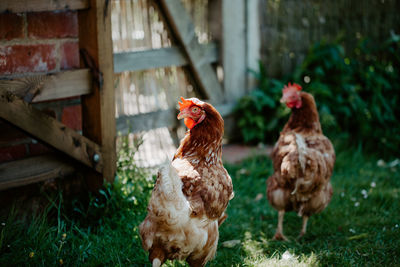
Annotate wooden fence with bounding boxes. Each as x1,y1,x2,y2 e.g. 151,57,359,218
0,0,260,189
0,0,115,191
112,0,260,166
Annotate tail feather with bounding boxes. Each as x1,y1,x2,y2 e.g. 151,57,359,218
155,163,183,201
152,258,161,267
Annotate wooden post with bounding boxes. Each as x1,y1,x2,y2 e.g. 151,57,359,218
159,0,224,103
0,92,103,173
222,0,247,101
246,0,261,91
78,0,116,190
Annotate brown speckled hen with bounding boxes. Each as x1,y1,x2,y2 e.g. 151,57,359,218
139,97,234,267
267,83,335,240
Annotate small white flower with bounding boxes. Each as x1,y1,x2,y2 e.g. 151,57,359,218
239,168,247,175
221,240,241,248
340,192,345,197
349,228,356,233
254,193,263,201
377,159,386,167
361,189,368,199
370,182,376,188
363,194,368,199
361,189,367,195
1,222,5,226
395,224,399,228
354,202,360,207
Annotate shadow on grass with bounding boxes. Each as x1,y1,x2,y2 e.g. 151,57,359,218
209,151,400,267
1,149,398,267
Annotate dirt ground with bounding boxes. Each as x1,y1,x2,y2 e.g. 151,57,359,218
222,144,272,164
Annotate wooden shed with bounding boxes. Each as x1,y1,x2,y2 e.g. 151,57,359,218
0,0,260,197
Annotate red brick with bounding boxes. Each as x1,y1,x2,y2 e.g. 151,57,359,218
27,11,78,38
29,142,51,156
61,105,82,131
0,13,24,40
0,44,57,74
0,144,27,162
60,41,79,70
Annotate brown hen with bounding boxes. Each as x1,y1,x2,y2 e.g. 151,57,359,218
267,83,335,240
139,97,234,267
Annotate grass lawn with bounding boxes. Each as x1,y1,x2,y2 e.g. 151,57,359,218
0,147,399,266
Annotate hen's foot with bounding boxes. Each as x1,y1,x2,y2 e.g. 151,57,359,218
297,231,306,240
273,232,288,241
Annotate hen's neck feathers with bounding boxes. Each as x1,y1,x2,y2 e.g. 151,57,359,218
174,103,224,162
283,92,322,134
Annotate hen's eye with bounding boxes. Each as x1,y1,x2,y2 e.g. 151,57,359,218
191,106,200,113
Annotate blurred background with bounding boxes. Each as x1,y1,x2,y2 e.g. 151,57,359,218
0,0,399,265
111,0,399,168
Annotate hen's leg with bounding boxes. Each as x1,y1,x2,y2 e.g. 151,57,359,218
218,212,228,226
273,210,288,241
298,215,309,238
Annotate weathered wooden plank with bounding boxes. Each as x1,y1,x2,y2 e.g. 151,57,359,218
214,102,236,117
222,0,247,101
159,0,224,102
113,43,218,73
0,154,75,191
116,108,177,134
0,69,92,103
0,0,89,13
246,0,261,91
116,102,235,134
0,92,103,173
78,0,116,185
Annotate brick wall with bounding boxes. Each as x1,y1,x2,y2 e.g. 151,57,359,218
0,11,82,163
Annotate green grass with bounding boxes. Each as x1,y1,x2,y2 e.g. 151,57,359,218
1,148,399,266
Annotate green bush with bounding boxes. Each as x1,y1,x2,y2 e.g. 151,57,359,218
234,63,289,144
0,136,154,266
235,33,400,157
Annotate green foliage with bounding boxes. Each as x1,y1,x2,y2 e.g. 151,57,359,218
211,149,400,266
0,137,154,266
236,33,400,157
234,63,289,144
1,144,400,266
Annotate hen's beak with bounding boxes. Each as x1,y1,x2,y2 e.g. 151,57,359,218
177,108,190,120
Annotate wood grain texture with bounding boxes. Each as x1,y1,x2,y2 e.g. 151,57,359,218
116,108,177,134
0,69,92,103
116,103,234,134
0,92,103,173
113,43,218,73
0,154,75,191
78,0,116,184
0,0,89,13
222,0,247,101
159,0,224,102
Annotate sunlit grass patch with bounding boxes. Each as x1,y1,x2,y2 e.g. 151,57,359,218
242,251,319,267
0,146,399,266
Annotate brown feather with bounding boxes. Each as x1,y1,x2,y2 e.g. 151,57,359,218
267,91,335,218
139,101,233,267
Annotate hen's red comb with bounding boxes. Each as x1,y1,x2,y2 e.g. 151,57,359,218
178,97,204,111
178,97,193,111
283,82,302,93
